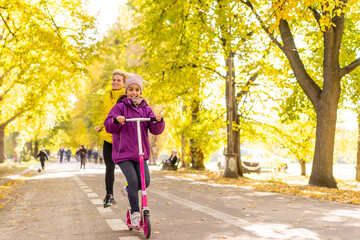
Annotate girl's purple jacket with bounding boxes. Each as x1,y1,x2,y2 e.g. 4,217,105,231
104,98,165,164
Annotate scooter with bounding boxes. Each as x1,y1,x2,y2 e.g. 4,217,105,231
124,117,161,239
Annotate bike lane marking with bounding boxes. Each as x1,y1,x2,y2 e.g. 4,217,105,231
105,219,129,231
96,206,115,215
90,199,103,205
73,176,131,233
150,189,251,228
149,189,320,240
119,237,140,240
87,192,99,198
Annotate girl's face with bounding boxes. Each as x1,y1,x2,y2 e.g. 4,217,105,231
112,75,124,90
126,84,141,98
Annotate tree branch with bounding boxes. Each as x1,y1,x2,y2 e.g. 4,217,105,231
241,0,283,50
0,82,16,100
1,109,27,127
309,7,321,27
278,19,321,107
43,0,62,37
340,57,360,77
236,73,259,100
0,13,16,38
176,63,225,79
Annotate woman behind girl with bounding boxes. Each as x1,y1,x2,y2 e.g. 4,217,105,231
104,75,165,228
95,70,129,208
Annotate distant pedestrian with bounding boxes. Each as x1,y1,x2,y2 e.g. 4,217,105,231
87,148,92,163
66,148,71,162
79,145,87,169
93,148,99,164
75,147,80,162
99,149,103,164
58,146,65,163
36,147,49,171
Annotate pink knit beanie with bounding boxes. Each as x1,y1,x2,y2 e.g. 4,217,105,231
125,75,143,93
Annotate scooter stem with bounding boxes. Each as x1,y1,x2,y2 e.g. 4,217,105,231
135,120,148,208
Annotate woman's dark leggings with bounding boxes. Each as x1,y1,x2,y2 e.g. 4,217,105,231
103,141,115,196
118,160,150,213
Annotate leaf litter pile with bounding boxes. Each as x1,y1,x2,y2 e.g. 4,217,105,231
156,168,360,205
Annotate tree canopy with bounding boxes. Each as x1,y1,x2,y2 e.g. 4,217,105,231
2,0,360,188
0,0,97,161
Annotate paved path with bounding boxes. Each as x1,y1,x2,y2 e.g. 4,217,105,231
1,161,360,240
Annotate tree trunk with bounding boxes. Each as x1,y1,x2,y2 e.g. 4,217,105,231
180,105,187,168
356,113,360,181
309,82,339,188
190,99,205,169
180,133,186,168
300,159,306,176
149,134,159,165
0,124,5,163
190,139,205,169
26,141,33,156
224,51,238,178
34,140,39,158
235,112,243,177
12,132,20,162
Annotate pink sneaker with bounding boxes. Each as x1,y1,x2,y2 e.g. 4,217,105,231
131,212,141,228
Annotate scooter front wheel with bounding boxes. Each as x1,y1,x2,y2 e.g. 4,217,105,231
143,213,151,238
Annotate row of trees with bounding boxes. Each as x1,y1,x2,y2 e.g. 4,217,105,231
0,0,98,160
124,0,360,188
2,0,360,189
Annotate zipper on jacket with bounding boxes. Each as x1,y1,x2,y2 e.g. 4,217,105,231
117,132,122,157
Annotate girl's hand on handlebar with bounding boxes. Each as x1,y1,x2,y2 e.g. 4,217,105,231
116,116,126,124
154,114,163,122
94,126,102,132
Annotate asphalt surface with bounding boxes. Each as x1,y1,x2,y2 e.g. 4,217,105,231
1,160,360,240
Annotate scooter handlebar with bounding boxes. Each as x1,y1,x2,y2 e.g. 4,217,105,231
149,117,163,122
114,117,163,123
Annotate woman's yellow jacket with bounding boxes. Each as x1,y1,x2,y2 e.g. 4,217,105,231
98,89,124,143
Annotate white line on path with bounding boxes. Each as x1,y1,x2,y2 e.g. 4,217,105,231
87,192,99,198
74,176,133,237
96,206,115,215
150,190,320,240
150,190,251,229
105,219,129,231
90,199,103,205
119,237,140,240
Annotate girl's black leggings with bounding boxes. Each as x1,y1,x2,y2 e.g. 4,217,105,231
118,160,150,213
103,141,115,196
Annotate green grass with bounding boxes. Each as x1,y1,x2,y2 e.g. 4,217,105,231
0,160,36,178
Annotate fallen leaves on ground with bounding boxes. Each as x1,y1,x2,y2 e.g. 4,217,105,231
155,168,360,205
0,160,33,178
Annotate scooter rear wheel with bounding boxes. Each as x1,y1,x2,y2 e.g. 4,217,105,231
126,210,132,231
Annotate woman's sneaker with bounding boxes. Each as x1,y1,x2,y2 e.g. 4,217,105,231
131,212,141,228
103,195,116,208
121,186,128,197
